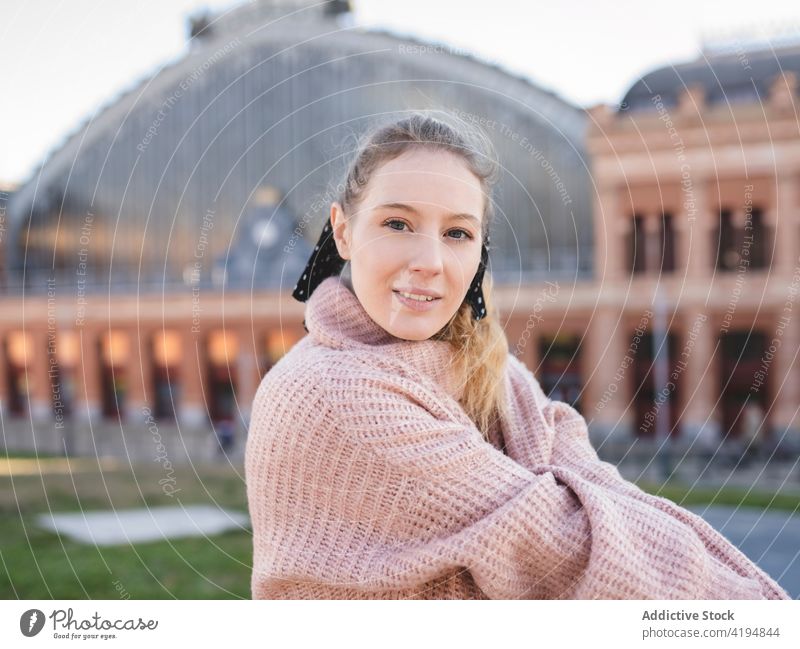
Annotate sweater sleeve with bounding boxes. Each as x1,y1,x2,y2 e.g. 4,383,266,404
260,355,783,600
503,355,792,600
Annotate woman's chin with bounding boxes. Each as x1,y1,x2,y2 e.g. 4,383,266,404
385,320,440,342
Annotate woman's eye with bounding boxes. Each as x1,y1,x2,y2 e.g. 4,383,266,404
385,219,407,231
447,229,473,241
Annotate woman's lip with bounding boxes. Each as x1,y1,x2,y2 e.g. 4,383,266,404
392,288,442,298
393,290,441,311
392,289,442,299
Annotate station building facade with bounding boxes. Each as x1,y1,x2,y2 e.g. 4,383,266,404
2,1,799,461
584,43,800,453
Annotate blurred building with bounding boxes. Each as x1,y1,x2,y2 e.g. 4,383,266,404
3,0,798,465
584,43,800,454
0,0,592,460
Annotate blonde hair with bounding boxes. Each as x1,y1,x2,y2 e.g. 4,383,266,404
336,111,510,441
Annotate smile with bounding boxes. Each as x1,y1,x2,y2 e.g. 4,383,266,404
392,290,441,312
395,291,437,302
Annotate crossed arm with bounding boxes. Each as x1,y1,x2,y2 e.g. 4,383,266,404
265,356,791,599
499,355,791,600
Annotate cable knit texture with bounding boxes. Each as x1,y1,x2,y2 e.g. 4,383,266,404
245,276,791,600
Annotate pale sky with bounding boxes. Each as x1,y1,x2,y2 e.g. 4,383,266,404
2,0,799,186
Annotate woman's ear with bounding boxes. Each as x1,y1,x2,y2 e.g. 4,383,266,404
330,202,351,260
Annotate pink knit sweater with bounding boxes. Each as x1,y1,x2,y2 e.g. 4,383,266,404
245,276,791,600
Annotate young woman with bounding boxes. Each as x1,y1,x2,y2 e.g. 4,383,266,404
245,112,790,600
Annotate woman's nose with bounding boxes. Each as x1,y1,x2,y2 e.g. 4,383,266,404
407,233,445,274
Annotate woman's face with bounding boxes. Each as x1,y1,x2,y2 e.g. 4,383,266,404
330,148,484,341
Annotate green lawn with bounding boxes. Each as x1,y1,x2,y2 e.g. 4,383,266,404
636,480,800,513
2,456,798,599
0,460,251,599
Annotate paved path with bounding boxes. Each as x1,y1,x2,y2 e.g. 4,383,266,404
686,504,799,599
36,505,250,546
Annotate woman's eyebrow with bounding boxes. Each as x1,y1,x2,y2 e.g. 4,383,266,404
374,202,480,226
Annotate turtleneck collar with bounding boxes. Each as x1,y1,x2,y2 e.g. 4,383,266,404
303,276,465,402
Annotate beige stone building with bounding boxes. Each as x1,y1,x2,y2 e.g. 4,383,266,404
579,44,800,455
